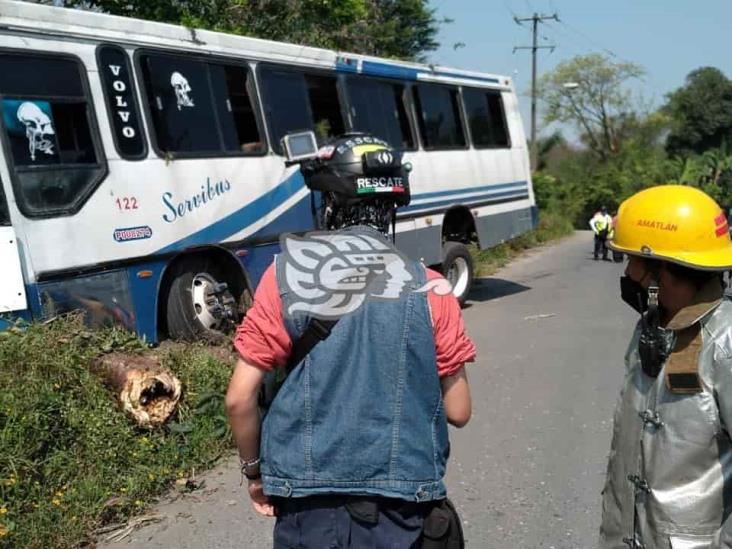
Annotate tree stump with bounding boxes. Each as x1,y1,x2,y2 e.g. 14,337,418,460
93,353,182,427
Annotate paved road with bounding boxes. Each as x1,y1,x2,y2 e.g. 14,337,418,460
101,232,636,549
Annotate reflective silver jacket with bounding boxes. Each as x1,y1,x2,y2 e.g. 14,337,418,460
600,283,732,549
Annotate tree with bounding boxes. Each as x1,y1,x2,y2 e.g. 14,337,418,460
537,53,645,160
667,142,732,207
30,0,442,61
664,67,732,157
702,143,732,187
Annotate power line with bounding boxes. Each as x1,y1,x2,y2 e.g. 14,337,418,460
547,18,654,81
556,17,621,60
547,18,659,111
513,12,558,171
503,0,519,19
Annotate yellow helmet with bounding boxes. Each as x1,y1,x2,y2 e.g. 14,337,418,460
609,185,732,271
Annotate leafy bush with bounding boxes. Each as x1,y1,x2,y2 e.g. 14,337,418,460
533,134,680,229
0,315,234,548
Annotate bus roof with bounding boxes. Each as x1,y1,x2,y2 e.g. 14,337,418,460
0,0,512,89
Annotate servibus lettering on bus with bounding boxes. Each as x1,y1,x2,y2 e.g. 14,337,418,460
162,178,232,223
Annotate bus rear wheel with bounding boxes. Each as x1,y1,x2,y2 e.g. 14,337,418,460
440,241,474,307
165,257,239,341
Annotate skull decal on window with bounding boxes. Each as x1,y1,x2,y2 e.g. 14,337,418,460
170,71,194,110
17,101,56,161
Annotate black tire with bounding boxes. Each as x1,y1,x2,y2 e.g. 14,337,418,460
165,257,240,341
439,241,474,307
613,251,624,263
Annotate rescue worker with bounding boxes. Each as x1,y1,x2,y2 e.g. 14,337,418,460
590,206,613,260
226,135,475,548
600,185,732,549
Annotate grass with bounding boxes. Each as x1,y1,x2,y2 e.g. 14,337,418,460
0,315,234,548
470,211,574,276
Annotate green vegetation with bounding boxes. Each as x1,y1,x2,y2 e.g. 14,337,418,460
36,0,444,61
664,67,732,157
538,53,645,161
536,56,732,226
0,315,234,548
471,211,574,276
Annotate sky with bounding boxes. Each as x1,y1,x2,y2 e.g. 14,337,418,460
428,0,732,140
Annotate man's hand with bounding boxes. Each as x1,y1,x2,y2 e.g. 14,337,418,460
248,478,275,517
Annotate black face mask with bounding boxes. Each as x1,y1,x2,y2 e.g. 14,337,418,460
620,276,649,313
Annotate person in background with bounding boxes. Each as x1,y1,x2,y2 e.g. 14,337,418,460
589,206,613,261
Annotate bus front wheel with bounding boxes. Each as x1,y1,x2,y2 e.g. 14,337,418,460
165,257,238,340
440,241,474,307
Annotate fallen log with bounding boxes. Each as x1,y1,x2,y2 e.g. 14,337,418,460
92,353,182,427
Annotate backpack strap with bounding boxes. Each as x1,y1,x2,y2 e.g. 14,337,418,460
258,317,339,413
285,317,339,374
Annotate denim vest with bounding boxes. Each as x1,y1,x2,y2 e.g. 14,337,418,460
261,227,449,502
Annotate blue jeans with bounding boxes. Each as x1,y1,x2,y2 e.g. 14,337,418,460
272,496,427,549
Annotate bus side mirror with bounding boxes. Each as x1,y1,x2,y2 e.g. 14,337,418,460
282,131,318,162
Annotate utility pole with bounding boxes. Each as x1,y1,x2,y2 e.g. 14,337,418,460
513,12,558,172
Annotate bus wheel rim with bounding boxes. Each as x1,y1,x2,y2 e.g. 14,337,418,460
191,273,225,330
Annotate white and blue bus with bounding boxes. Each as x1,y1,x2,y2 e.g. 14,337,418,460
0,0,536,342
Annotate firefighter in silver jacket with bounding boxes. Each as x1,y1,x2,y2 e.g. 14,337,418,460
600,185,732,549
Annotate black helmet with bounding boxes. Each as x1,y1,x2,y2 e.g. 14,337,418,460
304,134,410,232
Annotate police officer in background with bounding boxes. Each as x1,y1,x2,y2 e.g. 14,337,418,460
600,185,732,548
590,206,613,260
226,135,475,548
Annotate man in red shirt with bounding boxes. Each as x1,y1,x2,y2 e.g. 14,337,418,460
226,135,475,548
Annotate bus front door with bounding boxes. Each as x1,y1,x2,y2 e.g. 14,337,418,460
0,182,27,315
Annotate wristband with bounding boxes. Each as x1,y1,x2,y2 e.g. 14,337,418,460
240,456,260,477
244,471,262,481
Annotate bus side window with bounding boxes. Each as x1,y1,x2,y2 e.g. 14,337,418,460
258,68,312,153
463,87,510,148
259,66,345,151
413,83,466,149
0,52,105,218
209,64,264,154
395,85,415,150
304,74,344,143
141,54,220,155
346,76,415,150
139,53,264,157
